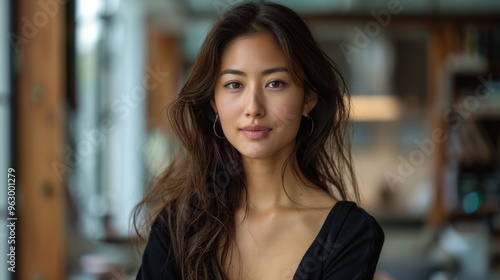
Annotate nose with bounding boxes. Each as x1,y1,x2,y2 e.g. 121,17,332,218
244,84,265,119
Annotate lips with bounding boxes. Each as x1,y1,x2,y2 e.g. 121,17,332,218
240,125,272,139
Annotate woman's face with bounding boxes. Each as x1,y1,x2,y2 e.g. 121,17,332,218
213,33,316,160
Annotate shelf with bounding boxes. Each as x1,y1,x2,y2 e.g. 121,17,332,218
446,55,489,74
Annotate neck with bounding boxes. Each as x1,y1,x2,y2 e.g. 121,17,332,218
240,154,309,213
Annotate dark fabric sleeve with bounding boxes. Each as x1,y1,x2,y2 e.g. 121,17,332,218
322,206,385,280
136,214,180,280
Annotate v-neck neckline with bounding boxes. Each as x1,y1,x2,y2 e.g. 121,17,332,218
291,201,346,278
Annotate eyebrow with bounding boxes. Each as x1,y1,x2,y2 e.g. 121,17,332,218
219,67,288,77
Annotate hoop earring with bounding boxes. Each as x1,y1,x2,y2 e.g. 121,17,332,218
307,115,314,136
213,113,225,139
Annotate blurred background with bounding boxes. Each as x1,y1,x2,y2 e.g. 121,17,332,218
1,0,500,279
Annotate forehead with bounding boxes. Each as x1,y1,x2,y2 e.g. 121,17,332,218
219,33,286,71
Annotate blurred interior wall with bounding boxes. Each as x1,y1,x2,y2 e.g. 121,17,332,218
103,0,147,236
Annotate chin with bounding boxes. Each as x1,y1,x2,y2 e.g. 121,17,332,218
228,136,296,160
238,148,273,160
235,142,275,158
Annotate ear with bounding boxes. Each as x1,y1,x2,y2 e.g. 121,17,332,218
302,91,318,116
210,99,217,113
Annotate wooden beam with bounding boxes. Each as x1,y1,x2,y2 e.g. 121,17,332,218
146,26,181,132
426,23,455,227
15,0,66,279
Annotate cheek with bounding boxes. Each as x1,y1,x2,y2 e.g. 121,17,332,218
214,99,240,128
270,97,304,128
214,92,232,114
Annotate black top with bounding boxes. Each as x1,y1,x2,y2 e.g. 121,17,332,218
136,201,385,280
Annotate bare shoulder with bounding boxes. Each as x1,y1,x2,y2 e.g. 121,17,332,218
298,185,337,212
294,186,337,234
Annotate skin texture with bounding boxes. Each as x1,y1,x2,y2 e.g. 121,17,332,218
212,33,336,280
214,33,310,161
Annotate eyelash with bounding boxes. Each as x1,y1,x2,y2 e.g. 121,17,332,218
224,82,243,89
223,80,286,90
267,80,286,88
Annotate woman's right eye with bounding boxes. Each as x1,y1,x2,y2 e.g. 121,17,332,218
224,82,243,89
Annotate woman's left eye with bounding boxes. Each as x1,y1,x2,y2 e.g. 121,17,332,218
267,80,285,88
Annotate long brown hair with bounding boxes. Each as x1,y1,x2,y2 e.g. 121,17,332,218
133,1,359,279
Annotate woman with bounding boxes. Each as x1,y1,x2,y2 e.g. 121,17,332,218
134,1,384,279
